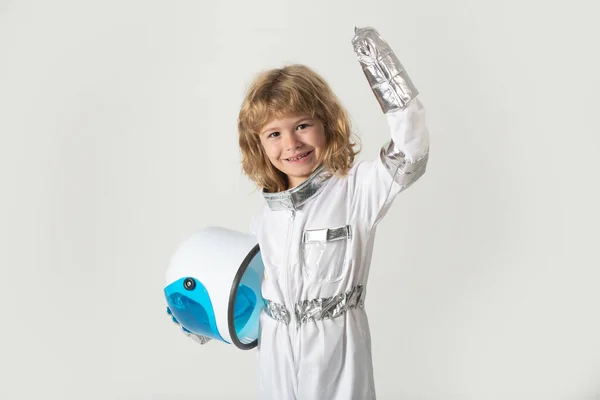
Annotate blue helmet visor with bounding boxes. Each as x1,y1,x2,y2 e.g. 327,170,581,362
164,278,224,342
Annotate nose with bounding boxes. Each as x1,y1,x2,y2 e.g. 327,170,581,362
282,131,301,151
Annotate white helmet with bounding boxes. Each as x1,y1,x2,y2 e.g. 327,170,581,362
164,226,264,350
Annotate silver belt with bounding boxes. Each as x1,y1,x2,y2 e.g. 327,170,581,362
263,285,365,325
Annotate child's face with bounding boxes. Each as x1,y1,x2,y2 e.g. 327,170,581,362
259,113,327,189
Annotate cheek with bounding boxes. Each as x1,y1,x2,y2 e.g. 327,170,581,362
319,133,328,147
262,143,281,163
314,130,327,149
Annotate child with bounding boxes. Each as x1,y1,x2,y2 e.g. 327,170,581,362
237,27,430,400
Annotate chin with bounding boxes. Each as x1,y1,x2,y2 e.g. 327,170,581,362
288,164,316,175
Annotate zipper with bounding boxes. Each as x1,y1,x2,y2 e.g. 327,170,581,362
283,209,297,362
284,209,296,312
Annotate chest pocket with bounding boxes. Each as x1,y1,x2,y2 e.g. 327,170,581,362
301,225,351,283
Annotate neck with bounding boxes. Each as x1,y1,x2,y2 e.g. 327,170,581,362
262,164,332,211
286,164,323,190
287,176,307,190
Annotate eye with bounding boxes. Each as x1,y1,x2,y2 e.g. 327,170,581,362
297,123,311,130
267,131,280,138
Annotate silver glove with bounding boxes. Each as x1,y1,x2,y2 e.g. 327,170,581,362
352,26,419,113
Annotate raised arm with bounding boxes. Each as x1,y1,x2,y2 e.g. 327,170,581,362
350,27,430,227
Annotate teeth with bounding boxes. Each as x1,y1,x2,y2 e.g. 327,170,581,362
289,152,309,161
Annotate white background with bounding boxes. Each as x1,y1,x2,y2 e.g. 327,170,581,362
1,0,599,399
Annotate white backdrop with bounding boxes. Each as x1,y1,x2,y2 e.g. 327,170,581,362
1,1,599,399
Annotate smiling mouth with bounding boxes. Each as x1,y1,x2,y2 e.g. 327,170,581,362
286,151,312,162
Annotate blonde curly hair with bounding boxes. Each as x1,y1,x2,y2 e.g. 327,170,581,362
238,64,360,193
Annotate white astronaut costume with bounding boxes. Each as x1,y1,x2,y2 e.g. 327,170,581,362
251,28,431,400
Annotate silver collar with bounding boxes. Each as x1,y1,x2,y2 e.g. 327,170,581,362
262,165,333,211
